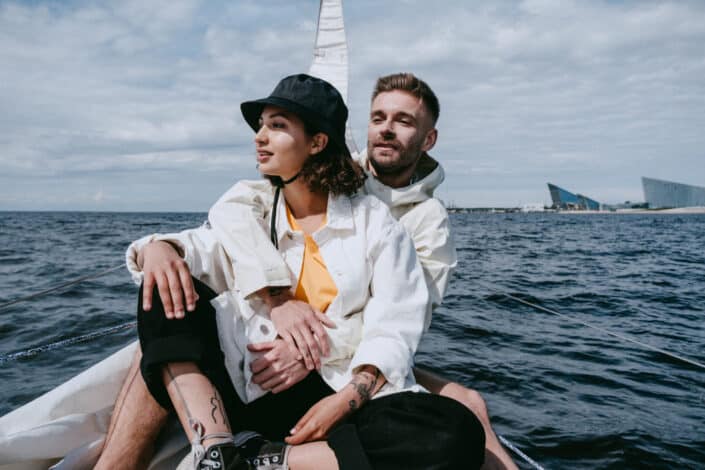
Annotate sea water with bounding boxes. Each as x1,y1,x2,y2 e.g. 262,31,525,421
0,211,703,469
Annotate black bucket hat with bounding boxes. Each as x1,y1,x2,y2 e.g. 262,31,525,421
240,73,349,153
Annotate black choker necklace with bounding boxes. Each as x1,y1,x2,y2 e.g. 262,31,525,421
281,172,300,185
270,171,301,249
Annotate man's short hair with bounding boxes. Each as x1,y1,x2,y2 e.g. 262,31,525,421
372,73,440,125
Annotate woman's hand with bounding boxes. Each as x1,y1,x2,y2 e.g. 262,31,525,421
260,288,336,371
284,388,355,445
248,340,310,393
284,365,385,445
139,241,197,319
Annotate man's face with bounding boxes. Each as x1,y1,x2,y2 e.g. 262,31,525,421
367,90,436,175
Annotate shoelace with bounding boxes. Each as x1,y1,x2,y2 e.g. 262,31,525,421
189,418,235,469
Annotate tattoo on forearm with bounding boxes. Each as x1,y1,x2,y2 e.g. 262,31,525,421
348,369,382,411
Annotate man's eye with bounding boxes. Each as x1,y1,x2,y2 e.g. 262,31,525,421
371,117,383,124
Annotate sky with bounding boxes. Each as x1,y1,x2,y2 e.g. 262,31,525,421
1,0,704,211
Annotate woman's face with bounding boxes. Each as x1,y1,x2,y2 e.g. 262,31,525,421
255,105,315,181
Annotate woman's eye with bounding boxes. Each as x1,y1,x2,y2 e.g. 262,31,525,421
271,121,285,129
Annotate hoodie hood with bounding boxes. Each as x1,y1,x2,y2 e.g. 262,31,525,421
356,150,445,208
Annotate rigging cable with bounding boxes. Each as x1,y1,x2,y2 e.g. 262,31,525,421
0,321,136,364
0,264,124,312
498,435,545,470
477,280,705,371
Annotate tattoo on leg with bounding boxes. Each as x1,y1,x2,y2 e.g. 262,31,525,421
209,385,227,425
210,397,219,424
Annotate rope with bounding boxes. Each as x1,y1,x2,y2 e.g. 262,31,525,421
498,434,545,470
0,264,124,312
0,321,136,364
479,281,705,371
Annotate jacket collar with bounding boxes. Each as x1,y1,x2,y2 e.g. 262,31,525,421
273,191,354,244
356,150,445,208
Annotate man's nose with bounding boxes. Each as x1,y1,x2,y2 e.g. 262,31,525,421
379,120,395,138
380,127,395,139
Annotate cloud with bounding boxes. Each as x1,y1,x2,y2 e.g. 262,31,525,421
0,0,704,209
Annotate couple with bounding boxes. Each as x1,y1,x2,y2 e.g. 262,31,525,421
96,73,515,469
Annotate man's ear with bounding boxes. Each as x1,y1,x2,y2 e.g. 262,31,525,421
310,133,329,155
421,128,438,152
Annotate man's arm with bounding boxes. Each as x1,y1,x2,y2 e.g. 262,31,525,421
349,202,429,391
403,199,457,330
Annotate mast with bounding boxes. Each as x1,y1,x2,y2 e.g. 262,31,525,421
308,0,358,153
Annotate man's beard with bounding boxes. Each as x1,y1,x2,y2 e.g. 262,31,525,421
367,138,424,176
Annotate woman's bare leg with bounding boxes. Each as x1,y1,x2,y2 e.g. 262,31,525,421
287,442,339,470
163,362,232,449
165,363,338,469
414,367,518,470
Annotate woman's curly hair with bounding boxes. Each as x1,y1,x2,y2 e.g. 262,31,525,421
266,122,366,197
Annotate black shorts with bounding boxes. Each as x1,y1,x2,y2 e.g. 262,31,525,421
137,277,485,469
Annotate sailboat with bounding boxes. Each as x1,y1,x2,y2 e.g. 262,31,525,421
0,2,352,469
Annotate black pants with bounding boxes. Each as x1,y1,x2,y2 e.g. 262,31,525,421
138,278,485,469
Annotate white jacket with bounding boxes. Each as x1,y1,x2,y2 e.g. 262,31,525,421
126,190,428,403
209,151,456,331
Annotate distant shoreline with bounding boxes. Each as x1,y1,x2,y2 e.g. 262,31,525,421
448,206,705,214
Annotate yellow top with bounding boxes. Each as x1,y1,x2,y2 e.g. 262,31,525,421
286,205,338,313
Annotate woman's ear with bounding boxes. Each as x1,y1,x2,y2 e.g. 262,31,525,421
310,133,329,156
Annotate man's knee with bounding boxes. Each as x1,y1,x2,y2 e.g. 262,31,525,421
437,381,490,423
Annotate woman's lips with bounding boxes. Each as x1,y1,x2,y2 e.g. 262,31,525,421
256,151,273,162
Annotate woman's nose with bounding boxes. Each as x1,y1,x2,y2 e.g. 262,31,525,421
255,125,267,143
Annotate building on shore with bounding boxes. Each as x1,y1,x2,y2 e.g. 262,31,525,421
642,177,705,209
521,202,546,212
547,183,601,210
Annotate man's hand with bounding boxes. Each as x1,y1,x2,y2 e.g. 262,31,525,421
248,340,309,394
259,288,336,371
139,241,197,319
284,388,355,445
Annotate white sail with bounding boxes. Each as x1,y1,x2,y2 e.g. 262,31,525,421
308,0,359,153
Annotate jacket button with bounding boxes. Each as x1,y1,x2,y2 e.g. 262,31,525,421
260,324,270,335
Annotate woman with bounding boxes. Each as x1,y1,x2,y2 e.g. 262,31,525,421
129,74,484,470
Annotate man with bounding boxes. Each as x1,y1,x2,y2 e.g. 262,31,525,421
96,73,516,469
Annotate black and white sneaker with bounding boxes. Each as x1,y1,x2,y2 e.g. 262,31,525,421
233,431,290,470
195,442,250,470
